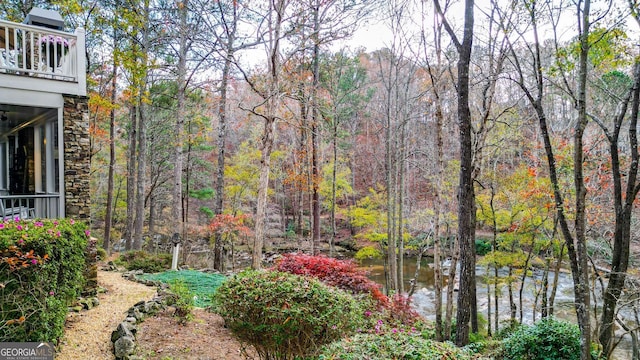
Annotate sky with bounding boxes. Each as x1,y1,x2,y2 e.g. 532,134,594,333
335,0,639,53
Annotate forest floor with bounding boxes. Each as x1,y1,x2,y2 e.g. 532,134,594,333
135,307,252,360
56,268,249,360
56,270,155,359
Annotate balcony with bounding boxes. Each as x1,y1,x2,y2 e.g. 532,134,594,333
0,194,61,220
0,19,86,96
0,9,89,221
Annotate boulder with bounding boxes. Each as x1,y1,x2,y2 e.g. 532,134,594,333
111,321,136,343
113,335,135,359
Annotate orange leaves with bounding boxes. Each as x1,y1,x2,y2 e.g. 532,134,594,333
5,316,25,326
209,214,252,238
0,245,48,271
89,123,108,139
283,149,316,191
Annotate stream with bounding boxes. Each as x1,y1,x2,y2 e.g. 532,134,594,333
359,256,635,359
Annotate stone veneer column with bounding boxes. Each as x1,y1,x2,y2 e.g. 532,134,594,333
63,95,91,220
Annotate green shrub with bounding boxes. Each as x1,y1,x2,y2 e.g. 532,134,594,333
96,246,107,261
318,331,470,360
0,218,89,342
501,317,580,360
118,250,171,273
495,318,523,340
475,238,492,256
354,245,383,260
168,279,194,324
213,270,365,360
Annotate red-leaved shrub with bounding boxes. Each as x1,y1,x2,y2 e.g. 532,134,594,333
274,253,388,305
274,253,423,331
386,293,420,326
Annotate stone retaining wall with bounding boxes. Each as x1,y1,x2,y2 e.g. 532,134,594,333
63,94,90,220
111,271,170,360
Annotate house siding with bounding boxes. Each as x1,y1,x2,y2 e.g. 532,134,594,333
63,94,90,220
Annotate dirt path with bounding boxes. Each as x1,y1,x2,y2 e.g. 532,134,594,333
56,270,156,360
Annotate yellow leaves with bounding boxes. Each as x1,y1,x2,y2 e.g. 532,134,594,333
50,0,83,15
89,92,118,112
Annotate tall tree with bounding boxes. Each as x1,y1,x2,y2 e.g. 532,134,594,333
133,0,152,250
170,0,197,267
434,0,476,346
563,2,592,356
310,0,321,253
211,0,240,271
593,12,640,358
119,0,150,250
497,1,593,357
240,0,288,269
296,0,376,253
318,50,368,255
103,15,119,254
420,0,448,339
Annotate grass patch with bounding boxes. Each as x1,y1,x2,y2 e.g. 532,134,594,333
139,270,226,308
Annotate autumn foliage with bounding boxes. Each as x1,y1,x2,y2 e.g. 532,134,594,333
274,253,387,305
274,253,421,327
209,213,252,238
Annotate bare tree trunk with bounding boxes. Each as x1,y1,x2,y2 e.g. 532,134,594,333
310,0,321,254
490,185,499,333
381,54,397,293
519,236,535,323
297,82,307,240
149,194,155,234
253,114,276,268
541,253,550,319
252,0,285,269
423,5,446,337
434,0,475,345
311,124,320,253
330,122,337,256
599,53,640,359
214,29,235,270
125,105,137,250
573,4,592,357
444,232,458,341
397,123,406,293
103,46,117,254
385,103,397,292
172,0,188,269
433,162,444,340
508,265,516,321
549,244,565,316
486,264,491,336
133,107,146,250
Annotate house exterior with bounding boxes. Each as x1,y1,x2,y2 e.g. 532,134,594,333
0,9,90,220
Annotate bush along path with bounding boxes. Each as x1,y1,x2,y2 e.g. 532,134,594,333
56,270,156,360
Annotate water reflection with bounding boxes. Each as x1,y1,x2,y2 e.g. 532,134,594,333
358,256,434,290
358,255,633,360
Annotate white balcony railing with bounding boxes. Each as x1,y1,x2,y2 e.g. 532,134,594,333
0,19,84,86
0,194,61,221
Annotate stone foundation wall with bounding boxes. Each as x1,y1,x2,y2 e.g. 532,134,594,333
63,95,90,220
